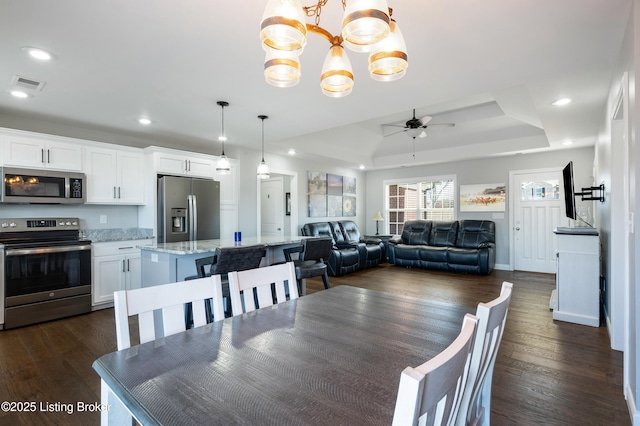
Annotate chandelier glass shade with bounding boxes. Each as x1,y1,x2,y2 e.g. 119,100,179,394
260,0,307,54
264,48,301,87
341,0,390,52
215,101,231,175
321,45,354,97
257,115,270,179
368,19,408,81
260,0,407,97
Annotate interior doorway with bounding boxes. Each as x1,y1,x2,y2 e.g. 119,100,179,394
260,177,284,238
257,170,298,238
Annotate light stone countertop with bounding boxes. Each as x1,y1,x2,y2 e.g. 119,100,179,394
138,235,308,255
83,228,154,243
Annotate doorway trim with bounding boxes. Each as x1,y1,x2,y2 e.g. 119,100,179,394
256,168,298,237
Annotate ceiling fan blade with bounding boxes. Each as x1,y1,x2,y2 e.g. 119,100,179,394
426,122,455,127
383,128,408,137
420,115,433,125
382,123,408,128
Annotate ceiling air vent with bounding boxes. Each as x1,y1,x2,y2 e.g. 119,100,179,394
10,75,46,92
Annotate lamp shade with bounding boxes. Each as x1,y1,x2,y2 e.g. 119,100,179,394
372,211,384,221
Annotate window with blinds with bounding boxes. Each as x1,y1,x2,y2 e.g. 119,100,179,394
386,177,456,235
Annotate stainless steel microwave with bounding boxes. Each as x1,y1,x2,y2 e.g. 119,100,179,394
1,167,86,204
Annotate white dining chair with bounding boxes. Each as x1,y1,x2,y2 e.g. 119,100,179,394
227,261,298,315
113,275,225,350
456,281,513,426
392,313,479,426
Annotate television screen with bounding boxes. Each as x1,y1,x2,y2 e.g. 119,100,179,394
562,161,577,220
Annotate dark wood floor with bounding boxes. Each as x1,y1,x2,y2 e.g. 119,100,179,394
0,264,630,425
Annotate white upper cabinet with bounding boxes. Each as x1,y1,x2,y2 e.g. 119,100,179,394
154,150,215,178
3,134,83,171
85,146,145,204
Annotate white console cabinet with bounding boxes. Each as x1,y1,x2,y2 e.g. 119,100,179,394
551,228,600,327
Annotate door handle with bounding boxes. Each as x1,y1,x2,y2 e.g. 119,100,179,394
515,227,520,231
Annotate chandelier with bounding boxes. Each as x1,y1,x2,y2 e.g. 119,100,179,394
260,0,408,97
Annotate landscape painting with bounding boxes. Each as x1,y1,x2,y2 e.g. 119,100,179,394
459,183,506,212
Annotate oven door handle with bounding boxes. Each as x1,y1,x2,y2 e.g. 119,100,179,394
5,244,92,256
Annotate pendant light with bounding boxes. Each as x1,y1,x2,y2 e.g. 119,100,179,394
257,115,270,179
216,101,230,175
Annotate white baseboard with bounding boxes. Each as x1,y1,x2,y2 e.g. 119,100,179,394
627,384,638,424
494,263,510,271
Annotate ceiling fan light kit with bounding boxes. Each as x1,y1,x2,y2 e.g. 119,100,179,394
260,0,408,97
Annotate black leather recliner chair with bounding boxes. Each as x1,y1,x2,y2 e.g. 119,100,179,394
338,220,385,268
301,222,361,276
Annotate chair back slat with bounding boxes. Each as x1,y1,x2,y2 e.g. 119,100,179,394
228,262,298,315
113,275,225,350
393,313,479,426
456,281,513,426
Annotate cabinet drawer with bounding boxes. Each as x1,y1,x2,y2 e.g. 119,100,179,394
92,239,151,256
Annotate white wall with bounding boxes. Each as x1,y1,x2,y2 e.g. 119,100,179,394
594,0,638,420
232,147,367,237
364,148,595,267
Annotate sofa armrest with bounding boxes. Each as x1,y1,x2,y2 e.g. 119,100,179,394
335,241,359,250
360,237,382,245
388,237,403,245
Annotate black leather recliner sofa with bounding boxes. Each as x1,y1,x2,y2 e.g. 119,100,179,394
387,219,495,275
301,220,384,276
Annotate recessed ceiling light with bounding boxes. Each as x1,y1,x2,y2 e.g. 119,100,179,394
9,90,30,98
562,140,574,146
552,98,572,106
138,118,152,125
359,164,365,170
288,149,296,155
21,46,56,61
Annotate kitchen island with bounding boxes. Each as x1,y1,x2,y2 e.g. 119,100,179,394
139,236,308,287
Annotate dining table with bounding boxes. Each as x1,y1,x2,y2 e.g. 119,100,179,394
93,285,472,425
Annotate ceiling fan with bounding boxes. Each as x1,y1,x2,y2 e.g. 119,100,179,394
382,109,455,139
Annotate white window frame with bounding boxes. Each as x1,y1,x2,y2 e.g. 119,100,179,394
383,174,457,235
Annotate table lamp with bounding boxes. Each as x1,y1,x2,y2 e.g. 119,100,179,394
372,211,384,235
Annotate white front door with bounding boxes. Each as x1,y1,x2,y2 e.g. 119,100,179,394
260,178,284,238
512,169,569,273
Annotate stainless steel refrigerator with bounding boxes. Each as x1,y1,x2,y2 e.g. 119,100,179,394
157,176,220,243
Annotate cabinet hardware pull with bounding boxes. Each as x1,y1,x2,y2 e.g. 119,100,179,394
41,149,45,163
122,260,126,272
47,149,50,163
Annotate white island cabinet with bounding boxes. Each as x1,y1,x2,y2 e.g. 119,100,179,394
551,227,600,327
92,239,153,309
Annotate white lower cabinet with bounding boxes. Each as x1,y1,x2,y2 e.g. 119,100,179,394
92,240,150,308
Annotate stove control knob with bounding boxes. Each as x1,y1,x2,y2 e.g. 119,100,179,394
66,221,72,226
1,222,7,228
9,222,16,228
59,221,65,226
71,221,78,226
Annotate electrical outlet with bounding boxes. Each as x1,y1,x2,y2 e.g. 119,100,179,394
100,215,107,224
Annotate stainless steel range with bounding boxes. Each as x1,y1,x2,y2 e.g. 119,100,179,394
0,218,91,329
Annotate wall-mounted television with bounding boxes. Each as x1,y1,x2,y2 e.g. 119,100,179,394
562,161,577,220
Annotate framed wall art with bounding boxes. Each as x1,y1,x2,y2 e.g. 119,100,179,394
459,183,506,212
